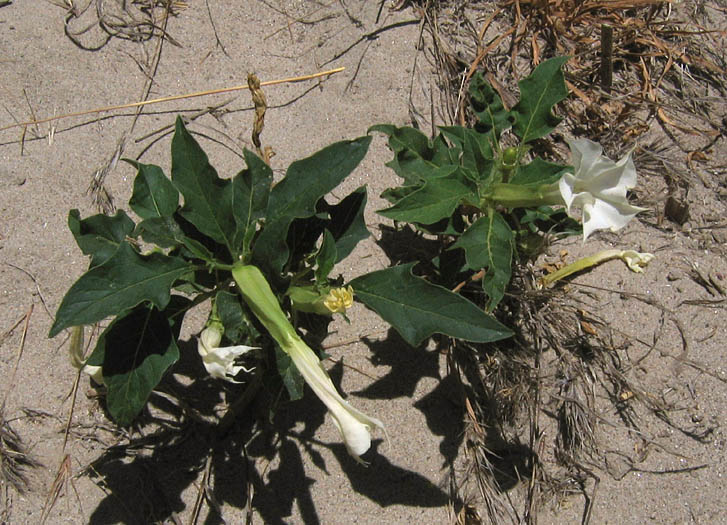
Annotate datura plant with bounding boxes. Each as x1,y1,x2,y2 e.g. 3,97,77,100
371,56,649,311
50,117,512,463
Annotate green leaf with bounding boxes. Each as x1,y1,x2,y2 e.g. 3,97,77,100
275,346,304,400
510,157,569,186
49,242,191,337
438,125,495,181
520,206,582,237
134,216,186,249
284,186,369,270
512,56,570,143
315,229,337,283
126,160,179,219
452,212,514,311
68,209,136,268
216,290,258,343
134,215,214,261
321,186,369,263
378,167,477,224
87,298,189,425
232,149,273,258
381,184,418,205
469,72,514,139
451,217,491,271
253,136,371,275
369,125,458,184
171,116,236,254
350,264,512,346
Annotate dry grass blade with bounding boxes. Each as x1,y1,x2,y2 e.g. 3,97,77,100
1,303,33,412
39,454,73,524
0,68,345,134
0,412,41,495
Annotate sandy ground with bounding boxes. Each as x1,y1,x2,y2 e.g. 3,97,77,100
1,1,726,524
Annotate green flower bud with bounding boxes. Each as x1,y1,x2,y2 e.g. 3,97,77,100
502,146,518,166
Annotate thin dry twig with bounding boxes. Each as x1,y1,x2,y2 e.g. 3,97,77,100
1,304,33,413
0,68,346,134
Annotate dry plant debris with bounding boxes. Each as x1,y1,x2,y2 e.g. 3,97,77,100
0,412,41,495
58,0,187,50
398,3,727,521
415,0,726,168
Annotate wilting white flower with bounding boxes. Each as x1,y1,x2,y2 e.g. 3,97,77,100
539,248,655,288
287,338,386,463
619,250,654,273
198,324,257,383
560,138,648,241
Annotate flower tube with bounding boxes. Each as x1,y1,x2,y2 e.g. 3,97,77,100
232,264,385,463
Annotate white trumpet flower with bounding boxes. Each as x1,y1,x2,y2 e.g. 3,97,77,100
560,138,648,241
287,336,386,462
232,264,386,463
198,323,257,383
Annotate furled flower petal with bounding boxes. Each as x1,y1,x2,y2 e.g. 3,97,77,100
323,286,355,314
560,138,647,241
68,326,105,385
287,338,386,463
198,325,257,383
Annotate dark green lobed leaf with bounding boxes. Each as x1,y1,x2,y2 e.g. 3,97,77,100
314,229,337,284
378,166,478,224
509,157,569,186
350,263,512,346
231,149,273,258
86,297,189,425
451,212,514,311
438,125,495,184
369,124,458,184
469,72,515,140
216,290,259,344
68,209,135,268
275,346,304,401
49,242,191,337
171,117,236,255
511,56,570,144
252,136,371,275
126,160,179,220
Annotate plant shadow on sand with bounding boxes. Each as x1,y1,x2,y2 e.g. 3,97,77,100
83,337,450,524
370,218,721,522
